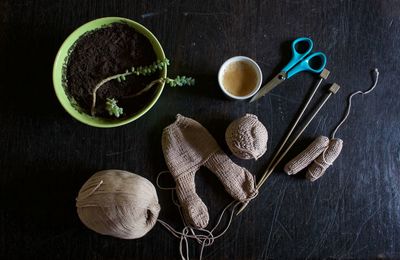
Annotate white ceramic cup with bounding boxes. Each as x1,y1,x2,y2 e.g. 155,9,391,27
218,56,263,100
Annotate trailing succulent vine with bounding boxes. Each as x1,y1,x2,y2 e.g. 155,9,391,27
105,98,123,118
91,58,195,117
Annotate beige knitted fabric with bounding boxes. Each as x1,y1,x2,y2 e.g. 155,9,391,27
162,114,257,228
225,114,268,160
284,136,329,175
307,138,343,181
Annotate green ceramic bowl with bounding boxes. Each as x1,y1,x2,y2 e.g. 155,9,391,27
53,17,166,128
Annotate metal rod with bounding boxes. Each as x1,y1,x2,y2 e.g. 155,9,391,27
236,82,340,215
257,91,333,188
258,70,329,186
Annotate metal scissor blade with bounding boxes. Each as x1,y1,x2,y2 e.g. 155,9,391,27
250,74,285,103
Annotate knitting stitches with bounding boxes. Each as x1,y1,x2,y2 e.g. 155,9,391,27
225,114,268,160
284,136,329,175
162,114,257,228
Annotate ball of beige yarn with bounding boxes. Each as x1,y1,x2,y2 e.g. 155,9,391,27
225,114,268,160
76,169,161,239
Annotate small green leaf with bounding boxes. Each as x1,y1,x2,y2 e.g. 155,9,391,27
165,76,195,88
105,98,123,118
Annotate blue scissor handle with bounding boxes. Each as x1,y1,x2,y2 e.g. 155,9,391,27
282,37,313,73
286,52,327,79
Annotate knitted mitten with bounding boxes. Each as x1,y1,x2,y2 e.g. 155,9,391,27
162,114,257,228
306,138,343,181
284,136,329,175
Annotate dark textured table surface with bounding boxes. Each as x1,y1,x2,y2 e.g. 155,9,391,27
1,0,399,259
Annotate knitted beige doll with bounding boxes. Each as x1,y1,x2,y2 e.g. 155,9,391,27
162,114,257,228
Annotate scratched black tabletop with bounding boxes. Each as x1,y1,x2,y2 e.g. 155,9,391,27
1,0,400,259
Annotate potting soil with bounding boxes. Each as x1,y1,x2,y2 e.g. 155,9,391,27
65,22,159,118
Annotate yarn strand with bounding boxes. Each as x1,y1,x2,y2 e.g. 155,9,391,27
157,202,238,260
331,68,380,139
156,171,182,208
156,171,241,260
75,180,103,201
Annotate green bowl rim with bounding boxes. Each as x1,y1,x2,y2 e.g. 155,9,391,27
52,17,167,128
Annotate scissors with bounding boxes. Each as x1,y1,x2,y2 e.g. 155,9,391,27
250,37,327,103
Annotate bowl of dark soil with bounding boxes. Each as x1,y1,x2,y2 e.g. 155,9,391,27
53,17,167,127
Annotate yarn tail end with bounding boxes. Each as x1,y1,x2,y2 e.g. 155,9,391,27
235,202,249,216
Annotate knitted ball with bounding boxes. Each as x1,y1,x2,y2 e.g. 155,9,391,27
225,114,268,160
76,169,160,239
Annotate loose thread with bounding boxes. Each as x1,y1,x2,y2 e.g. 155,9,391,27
156,171,175,191
157,202,239,260
314,143,332,169
331,68,380,139
156,171,181,208
312,150,332,170
155,171,246,260
321,148,332,165
75,180,103,201
88,180,104,196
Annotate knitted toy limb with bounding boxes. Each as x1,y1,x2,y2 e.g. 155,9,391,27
284,136,330,175
204,149,257,202
174,168,209,228
306,138,343,181
162,115,218,228
162,114,257,228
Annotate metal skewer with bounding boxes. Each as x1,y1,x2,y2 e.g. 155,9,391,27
256,83,340,188
257,69,330,187
236,82,340,215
